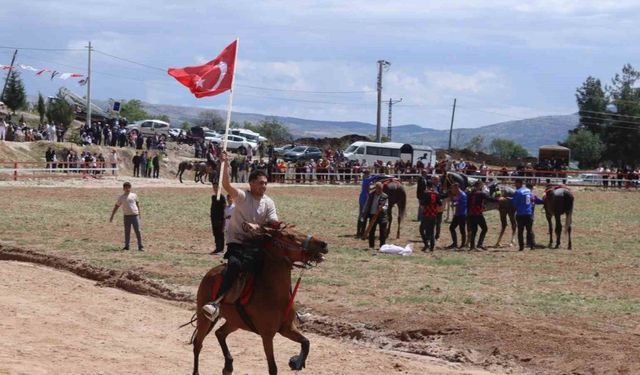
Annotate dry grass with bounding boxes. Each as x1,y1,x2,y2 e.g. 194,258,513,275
1,185,638,320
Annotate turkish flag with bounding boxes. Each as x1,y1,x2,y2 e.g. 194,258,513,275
168,40,237,98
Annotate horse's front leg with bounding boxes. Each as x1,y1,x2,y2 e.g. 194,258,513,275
280,323,310,371
387,206,394,239
262,334,278,375
508,211,516,246
494,210,507,247
215,322,238,375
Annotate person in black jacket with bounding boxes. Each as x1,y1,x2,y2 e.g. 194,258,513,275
210,182,227,255
362,182,389,249
132,152,141,177
416,169,428,220
152,153,160,178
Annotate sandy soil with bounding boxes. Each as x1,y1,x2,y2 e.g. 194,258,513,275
0,261,513,375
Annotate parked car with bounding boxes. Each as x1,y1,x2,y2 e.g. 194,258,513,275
209,134,257,153
283,146,323,162
126,119,171,137
168,128,182,139
274,144,295,156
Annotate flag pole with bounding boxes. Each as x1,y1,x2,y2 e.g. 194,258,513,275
218,38,239,200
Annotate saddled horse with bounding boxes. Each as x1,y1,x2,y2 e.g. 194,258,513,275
441,172,516,247
382,180,407,239
176,161,213,184
190,224,328,375
543,186,574,249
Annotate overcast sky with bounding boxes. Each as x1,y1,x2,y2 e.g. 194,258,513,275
1,1,639,129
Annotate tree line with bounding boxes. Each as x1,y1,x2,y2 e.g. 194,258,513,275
567,64,640,168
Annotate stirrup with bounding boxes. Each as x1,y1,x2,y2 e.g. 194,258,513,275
202,302,220,322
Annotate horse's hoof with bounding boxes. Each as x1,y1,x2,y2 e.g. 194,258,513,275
289,355,305,370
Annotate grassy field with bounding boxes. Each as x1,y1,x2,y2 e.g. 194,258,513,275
1,184,639,373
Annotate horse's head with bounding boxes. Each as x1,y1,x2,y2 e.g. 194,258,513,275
256,223,328,267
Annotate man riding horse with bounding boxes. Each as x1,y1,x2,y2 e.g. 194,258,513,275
202,151,279,322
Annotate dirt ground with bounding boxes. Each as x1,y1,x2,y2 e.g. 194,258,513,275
0,261,513,375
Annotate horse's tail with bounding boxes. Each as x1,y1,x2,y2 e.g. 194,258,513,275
398,186,407,220
565,191,574,232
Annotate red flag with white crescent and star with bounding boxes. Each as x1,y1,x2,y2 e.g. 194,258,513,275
167,40,237,98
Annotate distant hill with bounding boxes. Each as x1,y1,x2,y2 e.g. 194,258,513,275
91,99,578,154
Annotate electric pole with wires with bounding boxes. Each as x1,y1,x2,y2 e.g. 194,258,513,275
387,97,402,141
376,59,391,142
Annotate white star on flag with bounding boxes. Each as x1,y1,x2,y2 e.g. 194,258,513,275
195,77,204,88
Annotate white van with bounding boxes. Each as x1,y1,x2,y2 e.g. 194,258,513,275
126,119,171,137
230,128,267,143
343,141,437,167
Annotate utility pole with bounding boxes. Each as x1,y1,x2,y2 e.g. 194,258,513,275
376,59,390,143
1,49,18,100
86,41,92,127
447,98,457,151
387,97,402,141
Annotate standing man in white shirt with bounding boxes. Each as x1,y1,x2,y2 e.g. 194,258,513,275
109,182,144,251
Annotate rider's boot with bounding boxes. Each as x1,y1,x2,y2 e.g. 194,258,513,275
203,300,221,321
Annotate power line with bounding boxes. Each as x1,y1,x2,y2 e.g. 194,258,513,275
237,84,373,94
237,92,375,106
579,109,640,120
93,49,166,72
0,46,84,52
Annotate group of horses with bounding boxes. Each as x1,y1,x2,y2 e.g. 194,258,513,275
366,171,573,250
177,160,216,184
184,170,574,375
440,171,574,249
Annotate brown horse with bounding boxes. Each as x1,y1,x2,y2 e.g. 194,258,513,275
176,161,194,183
190,225,328,375
544,186,574,249
382,181,406,239
176,161,212,184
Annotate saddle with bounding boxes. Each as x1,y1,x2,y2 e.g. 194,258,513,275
210,267,255,306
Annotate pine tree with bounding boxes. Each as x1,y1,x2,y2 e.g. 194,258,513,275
37,93,46,124
605,64,640,166
2,70,27,113
574,76,607,136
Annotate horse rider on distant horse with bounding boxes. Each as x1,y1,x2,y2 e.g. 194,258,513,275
203,151,279,321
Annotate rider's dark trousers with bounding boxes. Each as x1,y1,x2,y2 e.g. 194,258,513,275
449,214,467,247
468,215,487,248
368,214,387,248
216,243,263,300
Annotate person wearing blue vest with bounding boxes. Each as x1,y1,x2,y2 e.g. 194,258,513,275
357,171,378,238
512,179,534,251
446,183,467,250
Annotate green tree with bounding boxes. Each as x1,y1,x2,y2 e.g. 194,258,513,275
604,64,640,166
46,89,75,127
243,117,292,144
574,76,608,137
563,130,604,168
1,70,27,113
465,135,485,152
489,138,529,159
194,110,225,132
37,93,46,124
155,114,170,123
181,121,190,130
120,99,149,121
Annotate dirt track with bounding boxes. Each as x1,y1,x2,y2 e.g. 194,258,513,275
0,261,513,375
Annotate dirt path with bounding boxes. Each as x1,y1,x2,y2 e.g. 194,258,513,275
0,261,513,375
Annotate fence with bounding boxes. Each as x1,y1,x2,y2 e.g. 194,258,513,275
268,168,640,189
0,160,119,181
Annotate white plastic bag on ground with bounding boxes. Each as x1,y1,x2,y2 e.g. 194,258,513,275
379,243,413,256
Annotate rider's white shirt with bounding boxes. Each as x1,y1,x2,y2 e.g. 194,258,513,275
226,189,278,245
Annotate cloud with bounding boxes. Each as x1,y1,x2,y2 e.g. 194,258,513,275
424,70,503,94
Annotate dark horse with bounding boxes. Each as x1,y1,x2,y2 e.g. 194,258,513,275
190,224,328,375
177,161,212,184
382,180,407,239
544,186,574,249
441,172,516,247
